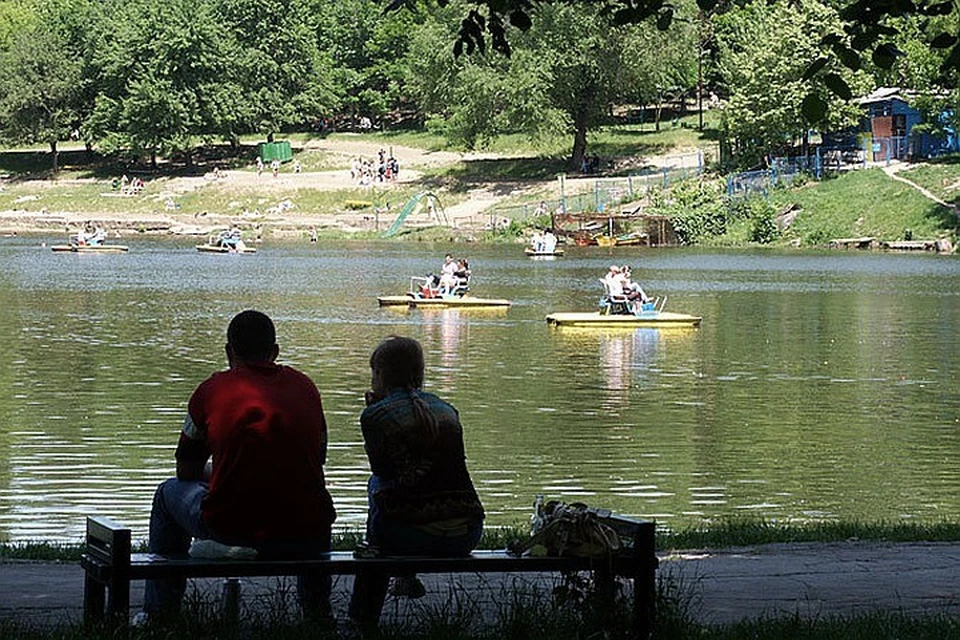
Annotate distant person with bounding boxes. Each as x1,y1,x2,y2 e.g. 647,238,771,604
542,229,557,253
440,254,457,279
349,336,484,630
453,259,471,294
140,310,336,622
620,265,650,312
531,229,544,252
256,156,264,177
604,265,624,297
271,158,280,178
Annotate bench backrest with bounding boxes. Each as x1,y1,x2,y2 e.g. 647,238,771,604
86,516,131,569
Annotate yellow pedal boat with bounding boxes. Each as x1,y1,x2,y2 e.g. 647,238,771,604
51,244,129,253
196,243,257,254
545,311,701,328
378,275,510,308
377,294,511,309
524,247,564,257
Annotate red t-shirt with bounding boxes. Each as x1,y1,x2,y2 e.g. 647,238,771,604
176,362,336,544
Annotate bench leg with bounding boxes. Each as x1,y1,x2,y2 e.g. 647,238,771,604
221,578,241,626
632,561,656,639
107,572,131,624
84,573,106,625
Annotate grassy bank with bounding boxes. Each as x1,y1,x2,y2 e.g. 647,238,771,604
767,168,958,246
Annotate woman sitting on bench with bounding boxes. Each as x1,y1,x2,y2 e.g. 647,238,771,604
349,336,485,629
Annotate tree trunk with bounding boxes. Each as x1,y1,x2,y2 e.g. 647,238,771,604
49,140,59,176
570,113,589,172
151,150,157,170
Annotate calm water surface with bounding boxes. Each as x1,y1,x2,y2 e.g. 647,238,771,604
0,237,958,542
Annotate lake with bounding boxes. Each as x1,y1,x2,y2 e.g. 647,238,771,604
0,236,958,542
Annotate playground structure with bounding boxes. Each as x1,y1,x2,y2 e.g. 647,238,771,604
381,191,448,238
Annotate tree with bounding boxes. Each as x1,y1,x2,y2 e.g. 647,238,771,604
0,9,83,174
715,0,871,167
624,12,698,131
388,0,960,123
313,0,420,123
215,0,340,138
86,0,243,166
406,3,689,170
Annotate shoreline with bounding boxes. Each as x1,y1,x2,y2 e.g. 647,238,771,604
0,208,488,241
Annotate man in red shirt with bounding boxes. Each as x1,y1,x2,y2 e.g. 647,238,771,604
143,310,336,620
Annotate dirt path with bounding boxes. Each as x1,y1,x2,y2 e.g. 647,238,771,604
881,161,960,217
0,139,706,236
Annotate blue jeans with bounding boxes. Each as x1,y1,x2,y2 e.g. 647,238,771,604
348,476,483,625
144,478,331,618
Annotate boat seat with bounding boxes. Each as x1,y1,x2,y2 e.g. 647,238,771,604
599,279,632,315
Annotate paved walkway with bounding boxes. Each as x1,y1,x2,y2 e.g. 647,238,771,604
2,542,959,630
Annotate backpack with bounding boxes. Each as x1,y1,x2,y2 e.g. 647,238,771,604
509,498,621,558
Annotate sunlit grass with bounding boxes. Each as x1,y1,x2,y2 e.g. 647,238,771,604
898,153,960,205
768,168,955,246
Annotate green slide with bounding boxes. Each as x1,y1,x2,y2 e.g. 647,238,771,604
382,191,445,238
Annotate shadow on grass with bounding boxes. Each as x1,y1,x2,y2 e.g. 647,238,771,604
925,152,960,166
431,156,570,188
0,144,262,182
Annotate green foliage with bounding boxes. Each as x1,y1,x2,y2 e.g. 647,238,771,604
87,0,241,162
732,195,780,244
407,2,697,168
482,217,525,241
0,5,85,171
314,0,420,120
716,0,872,167
648,175,730,245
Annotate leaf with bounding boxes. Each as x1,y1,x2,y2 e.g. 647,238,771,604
656,8,674,31
942,44,960,70
930,32,957,49
801,94,828,123
925,1,954,16
823,73,853,100
613,9,637,26
872,43,902,69
802,57,829,80
509,10,532,31
820,33,843,46
850,34,874,52
837,46,862,70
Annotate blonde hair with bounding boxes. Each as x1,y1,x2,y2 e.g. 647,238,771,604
370,336,439,440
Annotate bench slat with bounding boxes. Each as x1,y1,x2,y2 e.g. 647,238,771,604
122,550,648,580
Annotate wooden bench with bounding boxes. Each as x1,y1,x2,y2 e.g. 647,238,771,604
81,513,657,637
